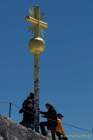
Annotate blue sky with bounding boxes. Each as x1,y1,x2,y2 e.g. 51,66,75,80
0,0,93,139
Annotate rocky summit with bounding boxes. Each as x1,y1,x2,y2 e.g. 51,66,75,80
0,116,49,140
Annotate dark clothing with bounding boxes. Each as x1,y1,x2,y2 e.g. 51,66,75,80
40,106,57,140
40,122,56,140
20,106,35,123
20,121,34,130
56,132,61,140
56,132,68,140
19,99,35,129
40,107,57,130
22,98,34,108
22,93,34,108
40,121,48,136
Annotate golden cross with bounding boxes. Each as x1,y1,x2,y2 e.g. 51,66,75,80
25,6,48,37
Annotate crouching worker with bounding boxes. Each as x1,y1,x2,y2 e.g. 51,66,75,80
19,93,35,130
40,103,57,140
56,113,68,140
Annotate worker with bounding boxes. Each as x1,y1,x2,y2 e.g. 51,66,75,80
56,113,68,140
19,92,35,129
40,103,57,140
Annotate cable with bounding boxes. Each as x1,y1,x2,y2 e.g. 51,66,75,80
63,122,92,133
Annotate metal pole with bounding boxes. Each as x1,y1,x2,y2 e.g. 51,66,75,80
9,102,12,118
25,5,48,132
33,6,40,132
34,54,40,132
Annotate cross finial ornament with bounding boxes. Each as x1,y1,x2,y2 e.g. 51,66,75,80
26,6,48,38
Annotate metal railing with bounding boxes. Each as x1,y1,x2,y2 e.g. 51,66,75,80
0,101,21,122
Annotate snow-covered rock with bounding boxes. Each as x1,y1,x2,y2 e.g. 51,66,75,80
0,116,48,140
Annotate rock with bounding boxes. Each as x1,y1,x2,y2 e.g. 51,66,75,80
0,137,4,140
0,116,48,140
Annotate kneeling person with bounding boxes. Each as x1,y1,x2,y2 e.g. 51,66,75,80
19,96,35,130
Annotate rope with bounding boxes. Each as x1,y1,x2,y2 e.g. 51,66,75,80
63,122,92,133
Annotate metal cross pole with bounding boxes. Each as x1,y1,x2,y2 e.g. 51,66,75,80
25,6,48,132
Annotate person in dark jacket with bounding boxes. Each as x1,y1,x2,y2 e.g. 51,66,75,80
40,103,57,140
22,92,34,108
19,93,35,129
